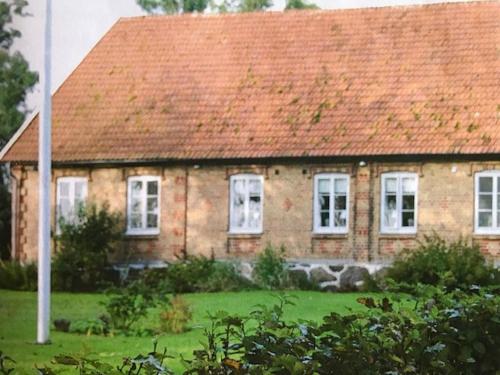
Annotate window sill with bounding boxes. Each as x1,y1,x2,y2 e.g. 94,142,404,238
472,233,500,240
228,232,263,239
312,233,348,239
125,231,160,239
378,233,417,239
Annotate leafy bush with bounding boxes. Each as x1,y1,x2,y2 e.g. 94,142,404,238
184,287,500,374
69,316,109,336
201,261,255,292
52,203,123,292
160,255,216,293
159,295,192,334
385,236,500,291
102,280,165,334
42,342,173,374
252,244,287,289
0,260,37,291
140,257,255,294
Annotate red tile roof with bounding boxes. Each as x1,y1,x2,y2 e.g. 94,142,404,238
2,1,499,163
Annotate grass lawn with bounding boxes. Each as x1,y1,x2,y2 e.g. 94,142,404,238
0,289,380,373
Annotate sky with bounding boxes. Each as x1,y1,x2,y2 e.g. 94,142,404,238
13,0,471,112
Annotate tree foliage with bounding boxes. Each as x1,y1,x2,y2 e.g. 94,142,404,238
136,0,209,14
137,0,274,14
0,0,37,260
285,0,318,10
0,0,37,148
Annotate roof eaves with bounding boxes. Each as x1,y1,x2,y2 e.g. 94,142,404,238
0,110,38,162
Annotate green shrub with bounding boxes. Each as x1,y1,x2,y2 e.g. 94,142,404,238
253,244,287,290
385,236,500,291
201,261,255,292
102,280,164,334
159,295,192,334
45,342,173,374
0,260,37,291
184,287,500,374
161,255,216,293
52,203,123,292
69,317,109,336
140,257,255,294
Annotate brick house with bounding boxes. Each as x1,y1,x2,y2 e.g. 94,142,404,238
1,1,499,269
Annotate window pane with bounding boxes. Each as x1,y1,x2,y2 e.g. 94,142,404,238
478,212,492,227
479,177,493,193
146,214,158,228
320,212,329,227
59,182,70,197
318,179,330,193
147,181,158,196
479,194,493,210
319,194,330,210
233,179,246,195
402,195,414,210
59,198,71,219
402,211,415,227
334,211,346,227
334,195,346,210
385,178,397,193
131,198,142,213
334,178,347,194
232,180,245,229
147,197,158,212
384,195,397,228
131,181,142,196
249,179,261,195
130,214,142,229
75,181,86,199
248,196,261,229
402,178,416,193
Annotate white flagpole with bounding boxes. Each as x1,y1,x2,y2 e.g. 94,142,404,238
37,0,52,344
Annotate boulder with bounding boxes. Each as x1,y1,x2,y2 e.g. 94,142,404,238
310,267,337,284
339,266,369,290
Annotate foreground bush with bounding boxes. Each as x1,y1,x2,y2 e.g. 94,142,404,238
183,287,500,374
52,203,123,292
383,236,500,291
0,260,37,291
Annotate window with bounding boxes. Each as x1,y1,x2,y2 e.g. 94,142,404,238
127,176,161,235
229,174,263,234
56,177,88,233
381,173,418,234
313,174,349,233
475,171,500,234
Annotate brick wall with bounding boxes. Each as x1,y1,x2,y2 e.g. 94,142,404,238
11,160,500,263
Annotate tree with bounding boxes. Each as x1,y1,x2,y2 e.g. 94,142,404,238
136,0,209,13
285,0,318,10
137,0,273,14
0,0,38,259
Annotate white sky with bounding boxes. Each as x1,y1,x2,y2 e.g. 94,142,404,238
13,0,471,111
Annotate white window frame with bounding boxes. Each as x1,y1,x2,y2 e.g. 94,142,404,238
380,172,418,234
126,175,161,236
313,173,350,234
56,177,88,234
229,174,264,234
474,171,500,235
